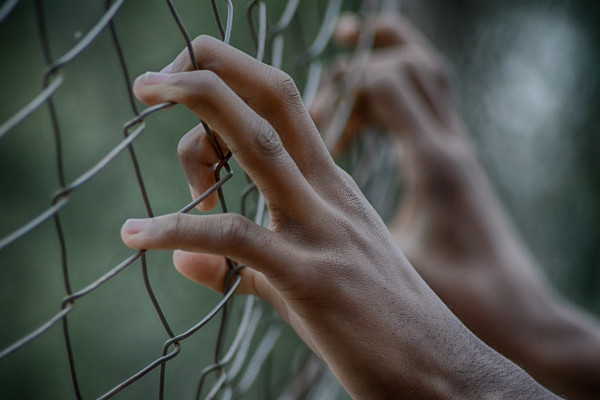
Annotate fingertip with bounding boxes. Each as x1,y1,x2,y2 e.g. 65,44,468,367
199,193,220,212
189,185,220,212
172,250,228,292
132,74,146,102
172,249,188,272
120,218,151,249
172,250,202,277
335,13,361,46
132,72,172,104
123,218,150,235
132,74,154,105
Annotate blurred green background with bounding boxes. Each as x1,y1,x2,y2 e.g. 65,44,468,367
1,0,599,399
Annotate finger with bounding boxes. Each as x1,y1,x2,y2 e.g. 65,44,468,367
172,250,272,295
172,250,294,326
121,213,288,278
405,55,458,130
335,12,430,49
366,67,433,142
311,85,367,156
330,106,368,156
173,251,238,292
308,72,341,126
177,125,225,212
134,70,318,213
327,47,446,144
312,55,352,91
165,36,336,182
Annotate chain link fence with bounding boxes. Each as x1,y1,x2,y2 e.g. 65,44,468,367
3,0,599,399
0,0,401,398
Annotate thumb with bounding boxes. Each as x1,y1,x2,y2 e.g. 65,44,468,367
120,213,283,276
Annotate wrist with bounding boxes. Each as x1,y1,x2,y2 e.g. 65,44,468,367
410,312,557,400
310,263,555,399
382,313,557,400
459,338,557,400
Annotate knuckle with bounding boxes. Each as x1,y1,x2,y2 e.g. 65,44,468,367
262,67,301,107
420,139,477,192
366,68,396,94
411,45,451,87
252,119,284,158
171,35,220,72
219,214,249,248
434,58,452,89
166,213,187,247
405,45,433,70
336,166,360,191
191,35,219,58
195,69,222,94
276,71,302,106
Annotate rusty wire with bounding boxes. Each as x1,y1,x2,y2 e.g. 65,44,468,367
0,0,392,398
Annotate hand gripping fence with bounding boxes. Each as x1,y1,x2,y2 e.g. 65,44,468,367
0,0,399,398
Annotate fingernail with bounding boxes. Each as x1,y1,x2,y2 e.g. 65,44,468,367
143,71,170,86
124,218,149,234
160,62,174,74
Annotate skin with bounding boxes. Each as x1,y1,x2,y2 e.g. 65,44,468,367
120,21,558,400
312,14,600,399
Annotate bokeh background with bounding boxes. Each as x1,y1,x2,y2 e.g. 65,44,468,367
405,0,600,311
1,0,599,399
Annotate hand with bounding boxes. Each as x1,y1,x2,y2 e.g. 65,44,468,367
311,13,461,155
313,13,600,399
121,35,554,398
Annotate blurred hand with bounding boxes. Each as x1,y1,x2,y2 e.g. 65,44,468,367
119,34,551,398
312,13,600,399
311,13,461,155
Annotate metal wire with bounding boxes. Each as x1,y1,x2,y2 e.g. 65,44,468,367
0,0,392,398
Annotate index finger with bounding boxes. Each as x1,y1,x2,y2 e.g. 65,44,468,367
133,68,322,219
164,36,335,184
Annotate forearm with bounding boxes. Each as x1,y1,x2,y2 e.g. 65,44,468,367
385,125,600,398
451,244,600,399
439,253,600,400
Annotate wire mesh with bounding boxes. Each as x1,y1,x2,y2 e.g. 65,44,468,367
0,0,396,398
